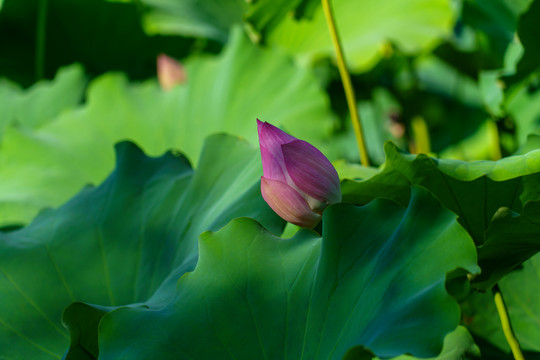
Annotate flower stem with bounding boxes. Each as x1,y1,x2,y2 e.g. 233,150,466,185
410,116,431,154
488,120,502,160
492,284,525,360
321,0,369,166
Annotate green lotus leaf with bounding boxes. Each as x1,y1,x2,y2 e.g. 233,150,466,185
462,0,531,70
138,0,246,42
363,326,480,360
510,0,540,83
89,186,478,359
244,0,318,39
0,64,85,140
0,135,283,359
125,0,454,73
462,253,540,353
342,142,540,288
473,201,540,289
0,27,333,227
115,0,321,43
342,142,540,243
266,0,455,73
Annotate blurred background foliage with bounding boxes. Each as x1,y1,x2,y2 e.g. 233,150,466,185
4,0,540,164
2,0,540,357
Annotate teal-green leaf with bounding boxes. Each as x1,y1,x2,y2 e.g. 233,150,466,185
95,187,478,359
0,135,283,359
62,303,112,359
0,28,333,226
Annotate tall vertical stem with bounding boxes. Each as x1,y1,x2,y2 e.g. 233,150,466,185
488,120,502,160
321,0,369,166
35,0,48,81
492,285,525,360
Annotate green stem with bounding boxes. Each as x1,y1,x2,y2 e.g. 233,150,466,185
35,0,48,81
488,120,502,160
410,116,431,154
321,0,369,167
492,284,525,360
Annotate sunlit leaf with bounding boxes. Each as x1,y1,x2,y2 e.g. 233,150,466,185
266,0,455,73
0,28,333,226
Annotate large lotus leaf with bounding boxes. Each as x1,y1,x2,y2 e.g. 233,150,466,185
0,27,333,226
265,0,454,73
0,135,283,359
116,0,319,42
84,186,479,359
0,64,85,139
342,143,540,288
0,0,193,86
342,142,540,243
463,253,540,353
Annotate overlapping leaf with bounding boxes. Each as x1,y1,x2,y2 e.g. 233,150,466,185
473,202,540,289
0,135,283,359
463,253,540,354
374,326,480,360
0,28,333,226
79,187,479,359
342,142,540,288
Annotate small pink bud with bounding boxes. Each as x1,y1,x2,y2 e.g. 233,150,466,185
157,54,187,90
257,119,341,228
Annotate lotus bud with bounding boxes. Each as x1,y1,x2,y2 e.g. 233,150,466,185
157,54,187,90
257,119,341,228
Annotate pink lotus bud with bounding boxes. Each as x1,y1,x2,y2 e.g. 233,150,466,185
157,54,187,90
257,119,341,228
